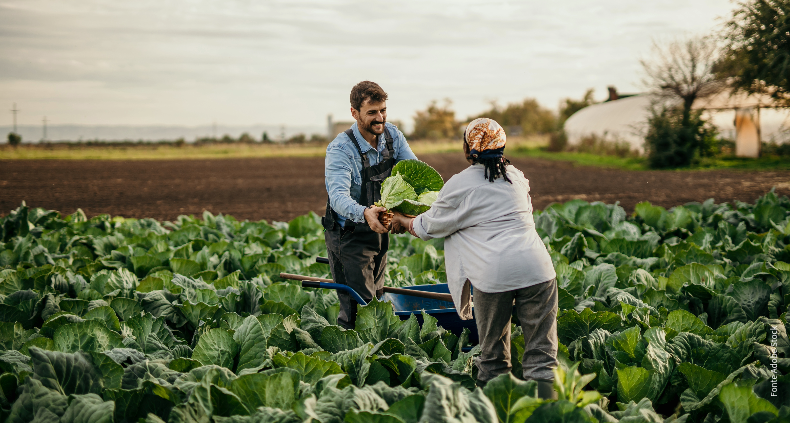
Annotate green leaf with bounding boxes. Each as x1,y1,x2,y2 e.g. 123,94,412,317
263,283,310,313
420,373,497,423
192,328,239,369
229,369,301,411
260,300,297,317
319,326,364,354
391,159,444,194
417,191,439,206
0,350,31,375
384,394,425,423
605,326,646,364
678,362,727,400
60,393,115,423
719,382,778,423
89,352,124,390
6,378,68,423
616,366,652,404
482,373,537,423
83,306,121,332
110,298,143,321
378,174,418,211
582,264,617,299
667,263,715,294
124,313,179,354
345,410,405,423
233,315,269,373
557,308,621,346
175,301,219,329
366,354,417,387
170,258,202,277
272,352,344,385
356,298,404,344
706,294,747,329
730,280,771,321
28,347,103,396
524,400,596,423
331,343,375,387
664,309,713,339
53,320,124,353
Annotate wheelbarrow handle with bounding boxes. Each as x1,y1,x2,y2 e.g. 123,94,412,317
282,272,458,303
316,257,330,264
298,280,368,306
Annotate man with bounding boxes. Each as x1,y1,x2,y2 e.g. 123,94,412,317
322,81,418,329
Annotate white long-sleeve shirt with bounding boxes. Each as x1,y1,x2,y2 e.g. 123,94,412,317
411,164,556,319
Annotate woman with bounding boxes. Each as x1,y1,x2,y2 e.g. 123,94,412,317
391,118,558,398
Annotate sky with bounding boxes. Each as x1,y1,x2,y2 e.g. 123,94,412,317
0,0,739,135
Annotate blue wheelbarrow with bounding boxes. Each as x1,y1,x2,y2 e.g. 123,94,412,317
281,257,479,344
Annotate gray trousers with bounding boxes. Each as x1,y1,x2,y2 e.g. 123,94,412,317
473,278,559,383
324,226,388,329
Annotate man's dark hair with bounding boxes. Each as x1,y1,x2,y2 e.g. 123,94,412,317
350,81,388,111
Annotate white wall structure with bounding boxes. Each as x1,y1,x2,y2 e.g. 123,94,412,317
564,92,789,156
563,95,655,154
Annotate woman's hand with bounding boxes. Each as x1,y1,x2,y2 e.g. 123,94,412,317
391,212,413,235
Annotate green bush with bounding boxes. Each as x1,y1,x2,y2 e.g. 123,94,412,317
7,132,21,146
644,105,718,168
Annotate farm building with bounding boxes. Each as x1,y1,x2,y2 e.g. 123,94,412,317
564,87,790,157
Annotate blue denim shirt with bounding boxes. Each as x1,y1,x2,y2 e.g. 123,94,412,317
325,122,418,226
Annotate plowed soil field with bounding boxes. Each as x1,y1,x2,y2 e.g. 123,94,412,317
2,154,789,221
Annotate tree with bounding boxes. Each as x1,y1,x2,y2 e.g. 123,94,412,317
470,98,556,135
641,36,725,167
641,36,725,126
558,89,595,125
7,132,21,147
411,99,459,140
720,0,790,105
549,89,596,151
644,105,719,168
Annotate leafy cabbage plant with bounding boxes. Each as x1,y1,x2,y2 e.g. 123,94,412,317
376,160,443,216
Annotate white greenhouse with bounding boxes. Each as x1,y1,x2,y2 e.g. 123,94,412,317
563,89,789,157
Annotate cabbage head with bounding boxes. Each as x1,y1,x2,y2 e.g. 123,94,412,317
377,160,443,215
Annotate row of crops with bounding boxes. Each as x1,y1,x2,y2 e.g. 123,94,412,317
0,189,789,422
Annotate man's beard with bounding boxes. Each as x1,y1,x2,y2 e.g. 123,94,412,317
362,120,385,135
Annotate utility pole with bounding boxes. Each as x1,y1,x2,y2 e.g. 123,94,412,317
10,103,19,133
42,116,48,142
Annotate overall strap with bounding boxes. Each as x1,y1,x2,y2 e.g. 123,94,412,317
344,129,370,168
382,127,395,161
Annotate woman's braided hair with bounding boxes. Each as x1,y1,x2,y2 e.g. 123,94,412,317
472,156,512,183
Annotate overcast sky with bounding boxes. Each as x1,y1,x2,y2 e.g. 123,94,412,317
0,0,738,131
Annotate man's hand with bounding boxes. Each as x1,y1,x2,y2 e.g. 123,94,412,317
391,212,412,235
364,206,389,234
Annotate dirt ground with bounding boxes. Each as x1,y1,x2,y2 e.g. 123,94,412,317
1,154,789,222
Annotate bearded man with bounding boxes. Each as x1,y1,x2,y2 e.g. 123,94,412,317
321,81,418,329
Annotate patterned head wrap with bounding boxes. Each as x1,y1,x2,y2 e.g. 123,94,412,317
464,118,507,160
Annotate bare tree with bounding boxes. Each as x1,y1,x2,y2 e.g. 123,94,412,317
641,36,726,125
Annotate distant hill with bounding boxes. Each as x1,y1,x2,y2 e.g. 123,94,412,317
0,124,325,143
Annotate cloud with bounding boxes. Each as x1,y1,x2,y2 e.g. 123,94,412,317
0,0,737,127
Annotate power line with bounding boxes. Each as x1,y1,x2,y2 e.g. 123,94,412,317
10,103,19,133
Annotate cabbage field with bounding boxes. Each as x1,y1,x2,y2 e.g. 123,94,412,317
0,190,789,423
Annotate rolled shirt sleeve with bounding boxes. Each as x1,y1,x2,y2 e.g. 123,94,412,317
325,145,367,224
412,188,468,241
